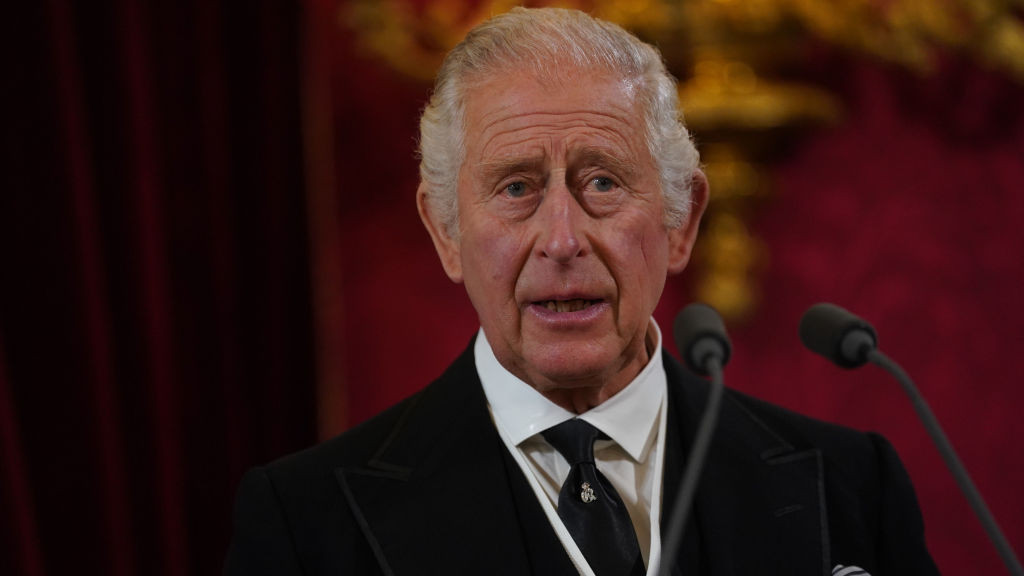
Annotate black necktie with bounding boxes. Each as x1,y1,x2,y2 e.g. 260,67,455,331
542,419,645,576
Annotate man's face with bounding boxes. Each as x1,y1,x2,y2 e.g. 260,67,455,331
420,66,705,406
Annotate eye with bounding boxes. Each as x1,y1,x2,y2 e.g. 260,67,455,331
505,181,527,198
591,177,616,192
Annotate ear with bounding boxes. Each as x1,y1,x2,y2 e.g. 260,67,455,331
667,169,709,275
417,183,464,283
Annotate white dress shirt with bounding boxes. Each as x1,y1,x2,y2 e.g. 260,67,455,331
476,321,668,576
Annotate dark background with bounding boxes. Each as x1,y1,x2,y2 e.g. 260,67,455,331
3,1,1023,575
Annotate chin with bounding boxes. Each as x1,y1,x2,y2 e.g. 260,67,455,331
522,346,618,389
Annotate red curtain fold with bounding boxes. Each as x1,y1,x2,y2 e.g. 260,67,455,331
50,0,133,573
2,1,318,574
0,333,44,576
115,0,187,571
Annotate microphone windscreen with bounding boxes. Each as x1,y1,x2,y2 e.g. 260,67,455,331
799,303,878,368
674,303,732,374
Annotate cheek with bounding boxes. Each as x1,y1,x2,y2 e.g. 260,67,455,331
606,220,670,301
463,222,530,289
641,229,670,272
640,230,670,287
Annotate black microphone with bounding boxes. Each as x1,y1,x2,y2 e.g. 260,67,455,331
659,303,731,576
674,302,732,376
800,303,1024,576
799,303,877,369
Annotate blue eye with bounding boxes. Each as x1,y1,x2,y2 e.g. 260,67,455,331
592,177,615,192
505,182,526,197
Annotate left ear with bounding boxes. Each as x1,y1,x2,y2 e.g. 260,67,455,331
667,169,709,275
417,182,464,284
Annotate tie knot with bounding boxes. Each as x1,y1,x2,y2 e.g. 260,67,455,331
542,419,606,466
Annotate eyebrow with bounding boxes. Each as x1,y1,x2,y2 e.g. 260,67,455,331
473,147,639,184
475,156,547,183
570,148,638,181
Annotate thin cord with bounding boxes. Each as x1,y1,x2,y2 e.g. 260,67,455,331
868,348,1024,576
657,356,724,576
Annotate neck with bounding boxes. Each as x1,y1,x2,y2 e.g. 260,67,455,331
534,324,658,414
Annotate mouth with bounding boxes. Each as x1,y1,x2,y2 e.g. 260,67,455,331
538,299,603,313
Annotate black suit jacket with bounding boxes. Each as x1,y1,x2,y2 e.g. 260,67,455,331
225,343,939,575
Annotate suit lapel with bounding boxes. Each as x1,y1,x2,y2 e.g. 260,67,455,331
335,344,542,575
663,354,831,576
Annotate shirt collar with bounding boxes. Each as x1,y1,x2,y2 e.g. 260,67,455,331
476,320,666,463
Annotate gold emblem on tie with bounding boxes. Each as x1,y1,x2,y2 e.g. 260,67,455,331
580,482,597,503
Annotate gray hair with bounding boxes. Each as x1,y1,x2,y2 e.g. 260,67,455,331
418,7,699,236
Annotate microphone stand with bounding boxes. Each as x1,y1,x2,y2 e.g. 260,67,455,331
657,355,725,576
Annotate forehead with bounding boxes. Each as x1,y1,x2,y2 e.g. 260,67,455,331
461,66,648,163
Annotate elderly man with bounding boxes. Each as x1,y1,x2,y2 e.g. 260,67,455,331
226,8,938,576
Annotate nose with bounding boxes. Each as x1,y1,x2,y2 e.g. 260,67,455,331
538,184,585,263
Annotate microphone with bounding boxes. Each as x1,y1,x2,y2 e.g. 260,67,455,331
674,302,732,376
658,303,731,576
799,303,877,369
800,303,1024,576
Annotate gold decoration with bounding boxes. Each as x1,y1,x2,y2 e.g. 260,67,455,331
610,0,1024,83
634,1,844,321
345,0,511,81
694,146,771,321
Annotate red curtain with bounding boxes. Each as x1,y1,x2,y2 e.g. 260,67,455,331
2,2,317,574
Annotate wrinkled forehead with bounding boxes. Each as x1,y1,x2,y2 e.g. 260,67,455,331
462,55,641,101
460,64,644,134
458,65,655,186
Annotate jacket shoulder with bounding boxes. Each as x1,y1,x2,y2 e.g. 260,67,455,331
225,341,481,575
266,391,421,483
261,337,479,487
722,384,937,573
663,349,877,462
726,389,875,454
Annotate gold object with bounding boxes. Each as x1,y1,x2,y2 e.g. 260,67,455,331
345,0,1024,84
611,0,1024,83
344,0,524,81
625,2,837,320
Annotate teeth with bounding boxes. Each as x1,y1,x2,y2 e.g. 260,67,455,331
543,299,594,312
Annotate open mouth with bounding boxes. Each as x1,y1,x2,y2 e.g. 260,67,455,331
539,299,601,313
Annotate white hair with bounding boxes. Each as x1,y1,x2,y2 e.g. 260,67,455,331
417,7,699,236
